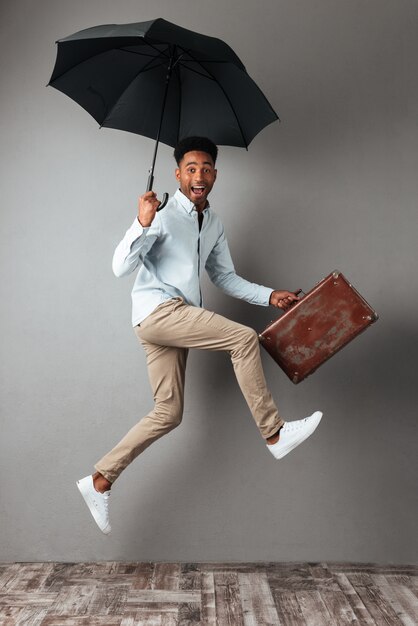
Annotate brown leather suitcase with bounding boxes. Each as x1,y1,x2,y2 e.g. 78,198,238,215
259,270,378,384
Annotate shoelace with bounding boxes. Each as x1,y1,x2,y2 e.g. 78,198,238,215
283,417,309,433
94,490,110,512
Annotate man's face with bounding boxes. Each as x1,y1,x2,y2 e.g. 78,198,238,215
175,150,217,209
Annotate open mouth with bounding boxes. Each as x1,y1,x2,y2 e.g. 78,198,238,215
191,186,206,198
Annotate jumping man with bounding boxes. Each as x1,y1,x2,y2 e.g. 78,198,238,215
77,136,323,534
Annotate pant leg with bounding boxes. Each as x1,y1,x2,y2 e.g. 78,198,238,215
95,297,283,483
136,298,284,440
94,340,188,483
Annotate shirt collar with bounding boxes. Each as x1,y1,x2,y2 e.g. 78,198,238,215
174,189,210,214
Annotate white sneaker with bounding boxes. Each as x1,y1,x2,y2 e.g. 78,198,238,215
76,475,111,534
266,411,323,459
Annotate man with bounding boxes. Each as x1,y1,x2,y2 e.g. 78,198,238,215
77,137,322,534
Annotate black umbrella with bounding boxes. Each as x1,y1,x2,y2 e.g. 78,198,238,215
48,18,279,209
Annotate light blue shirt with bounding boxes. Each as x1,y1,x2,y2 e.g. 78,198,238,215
112,189,274,326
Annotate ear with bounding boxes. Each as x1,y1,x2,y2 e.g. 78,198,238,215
214,169,217,181
175,167,180,182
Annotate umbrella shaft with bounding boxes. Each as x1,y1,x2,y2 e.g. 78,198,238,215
147,51,175,192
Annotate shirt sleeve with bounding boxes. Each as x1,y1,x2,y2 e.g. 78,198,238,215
205,225,274,306
112,216,160,277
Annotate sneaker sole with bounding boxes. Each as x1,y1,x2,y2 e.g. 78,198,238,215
273,411,323,459
76,479,111,535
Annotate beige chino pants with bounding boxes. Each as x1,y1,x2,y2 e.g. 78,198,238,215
94,297,284,483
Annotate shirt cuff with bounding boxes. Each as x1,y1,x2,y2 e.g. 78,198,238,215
259,286,275,306
127,216,150,239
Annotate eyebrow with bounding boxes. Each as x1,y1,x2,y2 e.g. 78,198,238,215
185,161,213,167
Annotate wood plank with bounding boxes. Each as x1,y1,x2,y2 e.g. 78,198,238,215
267,563,317,591
40,617,123,625
112,562,143,575
273,590,306,626
123,602,184,613
199,562,295,573
201,571,216,626
0,563,54,593
26,564,56,592
177,602,202,625
125,589,200,604
178,564,202,624
126,613,178,626
347,572,404,625
333,572,375,625
214,571,244,626
130,562,155,590
61,574,137,587
51,564,139,586
329,563,417,575
0,606,48,625
180,563,201,591
238,572,281,625
0,591,57,607
308,563,339,591
0,563,27,592
120,613,140,626
296,590,334,626
3,563,45,590
42,563,99,591
121,606,184,625
385,574,418,592
152,563,181,590
84,583,128,616
372,574,418,626
48,584,96,616
319,590,362,625
43,563,75,591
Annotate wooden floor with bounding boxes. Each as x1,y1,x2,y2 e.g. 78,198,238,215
0,562,417,625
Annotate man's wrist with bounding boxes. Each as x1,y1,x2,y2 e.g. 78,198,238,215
137,216,151,228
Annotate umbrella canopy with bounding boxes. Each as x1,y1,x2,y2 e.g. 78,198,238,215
48,18,279,206
48,18,279,147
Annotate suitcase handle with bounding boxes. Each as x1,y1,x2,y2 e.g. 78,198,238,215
282,289,305,310
291,288,306,303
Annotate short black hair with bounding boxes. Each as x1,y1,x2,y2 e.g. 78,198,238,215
174,136,218,166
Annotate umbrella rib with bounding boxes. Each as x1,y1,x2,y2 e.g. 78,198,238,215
174,47,243,65
119,49,167,60
141,40,171,59
174,64,182,145
180,47,249,148
49,44,169,85
178,64,215,81
100,55,170,127
120,41,171,61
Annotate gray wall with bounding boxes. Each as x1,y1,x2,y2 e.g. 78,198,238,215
1,0,417,563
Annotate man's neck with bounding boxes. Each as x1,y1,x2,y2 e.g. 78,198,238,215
177,189,208,213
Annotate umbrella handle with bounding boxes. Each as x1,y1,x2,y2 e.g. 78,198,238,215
157,193,169,211
146,172,168,211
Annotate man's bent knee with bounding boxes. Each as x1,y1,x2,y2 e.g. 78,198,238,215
152,404,183,432
246,327,259,343
229,326,259,359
